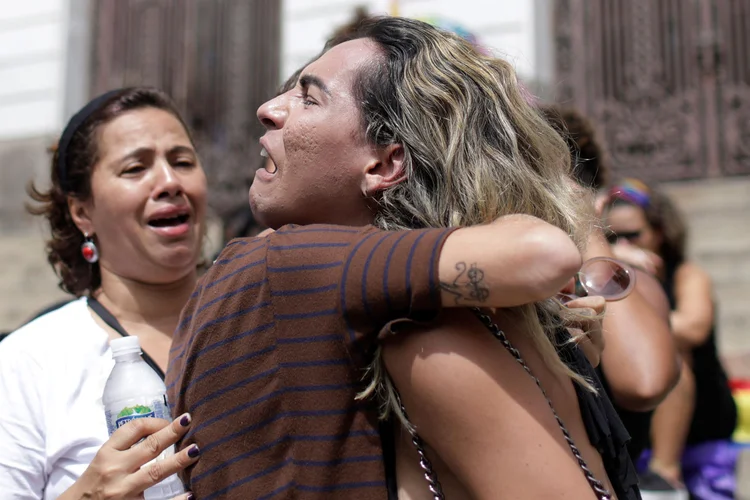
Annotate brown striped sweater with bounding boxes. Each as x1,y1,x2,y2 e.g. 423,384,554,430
166,224,456,499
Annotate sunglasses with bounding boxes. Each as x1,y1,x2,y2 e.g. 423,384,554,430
605,230,642,245
558,256,636,303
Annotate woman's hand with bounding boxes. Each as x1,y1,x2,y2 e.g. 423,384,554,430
563,295,606,367
610,241,663,276
60,414,198,500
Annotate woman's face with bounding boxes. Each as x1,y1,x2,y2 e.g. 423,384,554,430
605,203,661,254
73,107,207,285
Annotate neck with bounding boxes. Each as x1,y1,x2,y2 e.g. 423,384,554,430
93,268,197,337
313,208,375,228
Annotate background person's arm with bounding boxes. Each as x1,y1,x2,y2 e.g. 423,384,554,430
587,228,680,411
669,262,714,350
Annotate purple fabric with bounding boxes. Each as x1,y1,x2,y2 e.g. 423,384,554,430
637,440,739,499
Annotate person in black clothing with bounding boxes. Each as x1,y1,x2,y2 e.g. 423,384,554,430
606,178,738,499
543,106,680,463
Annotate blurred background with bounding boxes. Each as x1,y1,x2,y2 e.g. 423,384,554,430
0,0,748,378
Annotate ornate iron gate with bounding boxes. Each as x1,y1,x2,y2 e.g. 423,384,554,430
90,0,281,215
554,0,750,181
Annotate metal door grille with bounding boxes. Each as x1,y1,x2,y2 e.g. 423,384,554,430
90,0,281,215
554,0,750,181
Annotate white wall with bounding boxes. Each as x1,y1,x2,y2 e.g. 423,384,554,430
0,0,68,140
282,0,552,87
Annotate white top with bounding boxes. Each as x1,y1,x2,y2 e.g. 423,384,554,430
0,298,114,500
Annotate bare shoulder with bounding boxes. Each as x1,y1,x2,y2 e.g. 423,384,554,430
381,310,551,401
380,311,607,499
674,261,712,288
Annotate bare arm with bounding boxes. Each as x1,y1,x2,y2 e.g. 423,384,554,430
586,228,680,411
438,214,581,309
670,262,714,349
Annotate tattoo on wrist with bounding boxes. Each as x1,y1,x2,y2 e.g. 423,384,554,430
440,262,490,305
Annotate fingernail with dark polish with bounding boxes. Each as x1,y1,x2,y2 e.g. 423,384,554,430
187,494,194,500
188,444,201,458
180,414,191,427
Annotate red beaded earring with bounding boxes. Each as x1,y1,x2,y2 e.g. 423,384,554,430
81,233,99,263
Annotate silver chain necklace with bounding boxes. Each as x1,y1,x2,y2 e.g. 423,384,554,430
396,308,612,500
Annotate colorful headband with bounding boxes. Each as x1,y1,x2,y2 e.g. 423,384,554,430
57,89,123,192
608,178,651,208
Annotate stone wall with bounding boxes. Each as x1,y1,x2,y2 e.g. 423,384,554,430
0,135,56,232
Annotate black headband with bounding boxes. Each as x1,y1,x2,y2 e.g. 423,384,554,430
57,89,123,192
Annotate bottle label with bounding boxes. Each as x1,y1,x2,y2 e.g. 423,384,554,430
115,405,156,428
105,395,169,436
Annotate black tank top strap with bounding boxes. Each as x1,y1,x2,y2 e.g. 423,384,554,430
662,260,679,309
87,296,166,381
555,328,643,500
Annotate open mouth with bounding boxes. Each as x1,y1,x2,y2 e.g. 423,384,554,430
148,214,190,228
261,148,278,174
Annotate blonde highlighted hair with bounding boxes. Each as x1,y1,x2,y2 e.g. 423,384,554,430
324,17,595,422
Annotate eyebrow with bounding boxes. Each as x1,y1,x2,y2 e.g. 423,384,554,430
167,145,196,156
117,145,195,164
117,147,152,164
299,74,331,97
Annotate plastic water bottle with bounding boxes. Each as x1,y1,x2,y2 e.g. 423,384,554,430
103,336,185,499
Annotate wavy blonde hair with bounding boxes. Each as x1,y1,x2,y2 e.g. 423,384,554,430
325,17,596,422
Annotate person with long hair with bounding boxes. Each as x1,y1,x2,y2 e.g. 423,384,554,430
169,17,638,499
0,88,204,499
606,178,737,499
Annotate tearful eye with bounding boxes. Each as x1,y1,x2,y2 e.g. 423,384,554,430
123,166,145,175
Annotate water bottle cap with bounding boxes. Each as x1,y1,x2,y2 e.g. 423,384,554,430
110,336,141,358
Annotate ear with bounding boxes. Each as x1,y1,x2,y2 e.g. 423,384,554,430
361,144,406,197
67,196,95,237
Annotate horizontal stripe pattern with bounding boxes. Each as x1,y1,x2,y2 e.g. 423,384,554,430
166,223,456,499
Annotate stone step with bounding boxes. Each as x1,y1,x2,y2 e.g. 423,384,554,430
664,178,750,214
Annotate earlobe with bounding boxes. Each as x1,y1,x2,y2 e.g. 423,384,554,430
67,196,94,236
362,144,406,196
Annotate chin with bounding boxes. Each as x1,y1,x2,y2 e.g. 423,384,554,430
249,200,282,230
157,247,201,270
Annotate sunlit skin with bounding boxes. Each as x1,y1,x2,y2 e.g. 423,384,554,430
68,107,208,371
251,39,398,229
70,108,207,286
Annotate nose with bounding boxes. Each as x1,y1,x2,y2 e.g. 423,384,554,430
153,161,183,200
257,93,288,130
